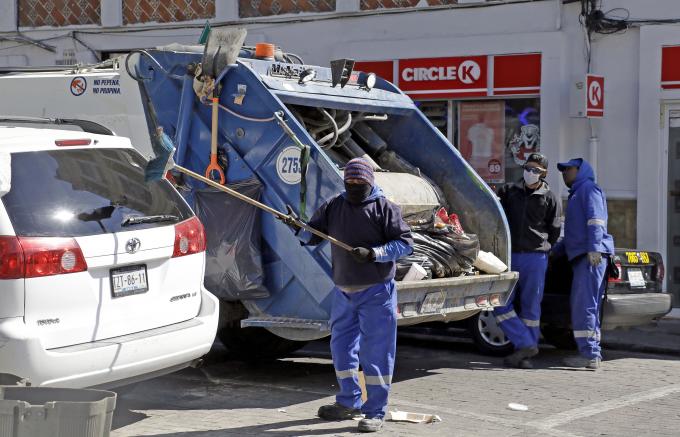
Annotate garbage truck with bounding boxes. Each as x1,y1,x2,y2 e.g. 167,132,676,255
0,38,518,359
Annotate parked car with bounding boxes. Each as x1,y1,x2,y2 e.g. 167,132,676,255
469,249,671,355
0,120,219,388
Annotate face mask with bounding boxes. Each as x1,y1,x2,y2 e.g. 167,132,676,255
523,169,541,186
345,182,372,204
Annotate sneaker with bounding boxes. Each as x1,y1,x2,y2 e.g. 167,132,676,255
358,417,384,433
563,355,601,370
518,358,534,369
503,347,539,368
317,403,362,421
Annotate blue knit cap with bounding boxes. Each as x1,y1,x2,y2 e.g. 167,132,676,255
344,158,374,185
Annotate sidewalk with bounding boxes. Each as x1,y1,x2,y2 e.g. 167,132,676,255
603,311,680,356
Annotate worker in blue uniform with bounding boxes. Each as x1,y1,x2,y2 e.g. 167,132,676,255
280,158,413,432
553,158,614,370
495,153,562,369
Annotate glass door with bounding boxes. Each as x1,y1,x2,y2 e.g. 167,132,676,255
667,110,680,304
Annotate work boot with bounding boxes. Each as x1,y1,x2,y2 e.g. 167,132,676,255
358,417,384,433
563,355,601,370
317,403,362,421
503,347,539,368
518,358,534,369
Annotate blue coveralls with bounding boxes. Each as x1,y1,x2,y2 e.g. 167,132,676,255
553,159,614,360
299,186,412,419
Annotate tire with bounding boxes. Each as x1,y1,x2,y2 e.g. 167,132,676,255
542,326,577,350
217,322,308,361
468,310,513,356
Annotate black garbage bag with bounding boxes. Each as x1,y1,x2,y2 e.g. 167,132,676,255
432,233,480,272
193,179,270,301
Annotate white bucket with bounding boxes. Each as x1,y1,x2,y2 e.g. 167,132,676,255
402,263,427,281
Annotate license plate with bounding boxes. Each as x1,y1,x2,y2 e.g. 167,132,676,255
627,269,646,289
420,291,446,314
110,265,149,298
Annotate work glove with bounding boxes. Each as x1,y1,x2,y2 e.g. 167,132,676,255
277,205,301,233
588,251,602,267
351,247,376,263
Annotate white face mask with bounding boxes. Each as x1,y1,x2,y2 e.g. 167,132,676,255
523,169,541,186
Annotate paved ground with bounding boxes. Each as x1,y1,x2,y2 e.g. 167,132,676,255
111,332,680,436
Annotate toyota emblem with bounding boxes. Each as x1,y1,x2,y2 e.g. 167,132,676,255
126,238,141,254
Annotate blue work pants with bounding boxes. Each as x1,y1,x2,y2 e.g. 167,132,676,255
330,280,397,419
570,255,607,359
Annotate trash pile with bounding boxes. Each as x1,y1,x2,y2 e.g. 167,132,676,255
397,207,481,280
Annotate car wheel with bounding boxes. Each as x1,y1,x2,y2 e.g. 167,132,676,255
542,326,577,350
468,310,513,356
217,322,308,361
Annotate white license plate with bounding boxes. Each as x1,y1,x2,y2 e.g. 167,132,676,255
110,265,149,298
420,291,447,314
627,269,646,289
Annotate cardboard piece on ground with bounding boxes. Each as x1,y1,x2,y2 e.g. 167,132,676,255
388,410,442,423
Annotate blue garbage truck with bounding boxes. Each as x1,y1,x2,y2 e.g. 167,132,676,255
0,40,519,359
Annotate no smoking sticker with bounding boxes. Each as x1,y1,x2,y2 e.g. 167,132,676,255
70,76,87,96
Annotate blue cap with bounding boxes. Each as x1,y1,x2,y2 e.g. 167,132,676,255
557,158,583,172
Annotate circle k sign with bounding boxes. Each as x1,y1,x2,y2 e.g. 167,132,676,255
586,74,604,118
398,56,488,98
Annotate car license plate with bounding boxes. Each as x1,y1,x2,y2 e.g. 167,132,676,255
627,268,646,289
110,265,149,298
420,291,446,314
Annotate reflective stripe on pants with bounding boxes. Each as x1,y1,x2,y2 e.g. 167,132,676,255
494,252,548,349
570,255,607,359
330,280,397,420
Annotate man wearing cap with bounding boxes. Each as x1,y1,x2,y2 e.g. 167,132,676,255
494,153,562,368
281,158,413,432
554,158,614,370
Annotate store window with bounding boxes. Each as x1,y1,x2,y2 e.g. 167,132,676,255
418,98,540,190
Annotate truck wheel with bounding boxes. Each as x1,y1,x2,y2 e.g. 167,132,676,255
542,326,577,350
468,311,513,356
217,323,308,361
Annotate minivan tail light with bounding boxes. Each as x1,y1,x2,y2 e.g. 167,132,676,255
19,237,88,278
0,236,87,279
0,236,24,279
173,216,206,258
55,139,92,147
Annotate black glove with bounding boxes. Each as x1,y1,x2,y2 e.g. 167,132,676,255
277,205,301,232
351,247,376,263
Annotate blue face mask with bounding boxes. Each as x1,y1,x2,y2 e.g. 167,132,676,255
345,182,372,204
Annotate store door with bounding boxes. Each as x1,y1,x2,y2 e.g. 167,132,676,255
667,110,680,304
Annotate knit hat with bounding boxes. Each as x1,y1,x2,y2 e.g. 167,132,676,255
344,158,375,185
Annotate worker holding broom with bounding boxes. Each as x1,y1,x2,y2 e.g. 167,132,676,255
281,158,413,433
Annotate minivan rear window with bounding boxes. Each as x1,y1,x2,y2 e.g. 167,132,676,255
2,149,193,237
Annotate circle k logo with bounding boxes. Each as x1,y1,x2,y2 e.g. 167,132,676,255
401,59,482,84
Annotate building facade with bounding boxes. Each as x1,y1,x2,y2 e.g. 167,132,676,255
1,0,679,304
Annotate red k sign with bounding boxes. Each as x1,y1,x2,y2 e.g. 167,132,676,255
398,56,487,99
586,74,604,118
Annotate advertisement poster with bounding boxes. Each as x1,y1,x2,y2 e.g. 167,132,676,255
458,101,506,183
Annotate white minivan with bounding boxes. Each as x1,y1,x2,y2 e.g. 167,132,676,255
0,123,218,388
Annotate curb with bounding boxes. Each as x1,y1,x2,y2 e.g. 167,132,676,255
603,340,680,357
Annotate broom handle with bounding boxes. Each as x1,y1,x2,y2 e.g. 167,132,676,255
174,165,354,252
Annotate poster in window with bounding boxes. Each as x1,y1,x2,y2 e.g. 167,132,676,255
458,101,506,183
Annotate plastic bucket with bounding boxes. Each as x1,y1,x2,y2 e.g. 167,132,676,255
0,386,117,437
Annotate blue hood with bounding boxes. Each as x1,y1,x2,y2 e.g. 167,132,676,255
341,185,385,204
570,159,595,194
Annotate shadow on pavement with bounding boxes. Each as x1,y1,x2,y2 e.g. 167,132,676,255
143,418,357,437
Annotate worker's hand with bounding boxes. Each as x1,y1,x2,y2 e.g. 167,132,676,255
277,205,301,231
351,247,376,263
588,251,602,267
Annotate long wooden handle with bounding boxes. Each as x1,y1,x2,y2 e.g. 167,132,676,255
174,165,354,252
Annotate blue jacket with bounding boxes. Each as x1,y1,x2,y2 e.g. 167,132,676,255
300,186,413,288
553,159,614,260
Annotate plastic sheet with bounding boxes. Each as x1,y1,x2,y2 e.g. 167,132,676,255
194,179,269,301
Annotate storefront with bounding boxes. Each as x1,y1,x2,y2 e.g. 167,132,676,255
356,54,541,190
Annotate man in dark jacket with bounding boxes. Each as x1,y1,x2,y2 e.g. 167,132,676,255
554,158,614,370
495,153,562,368
283,158,413,432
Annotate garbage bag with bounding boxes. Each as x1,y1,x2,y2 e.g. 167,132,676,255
194,179,270,301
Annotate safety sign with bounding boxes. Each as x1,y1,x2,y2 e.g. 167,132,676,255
70,76,87,96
